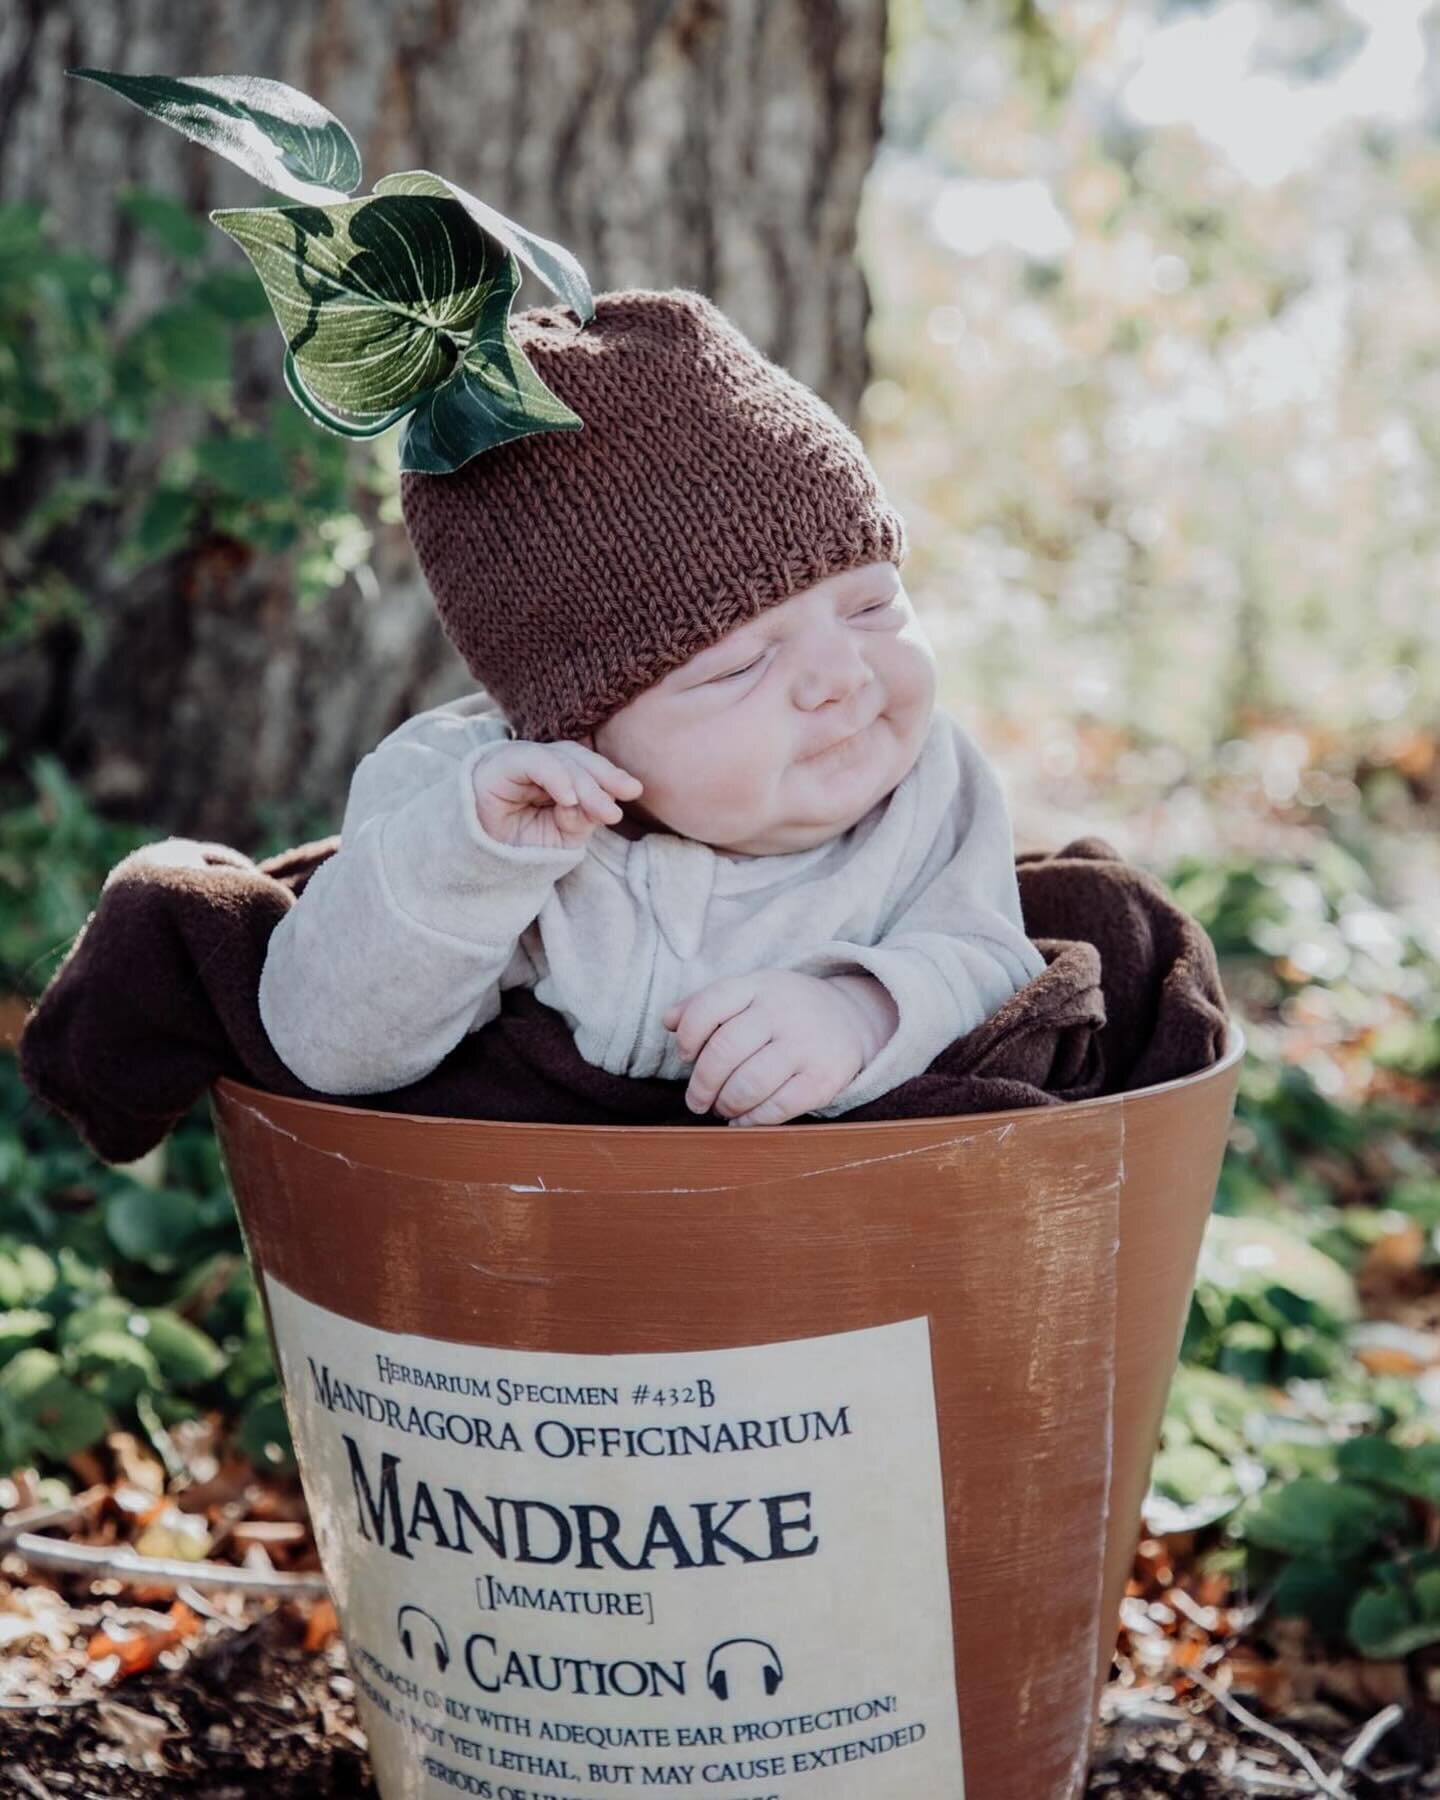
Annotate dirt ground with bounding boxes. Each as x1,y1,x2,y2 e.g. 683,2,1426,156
1,1619,1434,1799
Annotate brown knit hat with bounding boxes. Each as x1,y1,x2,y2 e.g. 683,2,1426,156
399,286,908,744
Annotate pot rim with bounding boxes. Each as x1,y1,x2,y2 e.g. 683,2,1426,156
211,1021,1246,1139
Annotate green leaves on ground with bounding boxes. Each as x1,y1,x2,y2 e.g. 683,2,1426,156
1239,1475,1408,1561
1349,1559,1440,1659
1243,1448,1440,1660
0,1350,110,1464
1183,1216,1357,1387
0,1057,290,1474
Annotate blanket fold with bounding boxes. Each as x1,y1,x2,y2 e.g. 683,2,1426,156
17,833,1229,1164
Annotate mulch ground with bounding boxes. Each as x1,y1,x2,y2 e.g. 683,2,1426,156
1,1616,1435,1799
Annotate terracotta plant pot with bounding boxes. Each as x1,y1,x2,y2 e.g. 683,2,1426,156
212,1027,1243,1800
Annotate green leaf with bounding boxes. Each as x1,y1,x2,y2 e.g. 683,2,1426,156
119,300,231,393
237,1384,295,1472
1218,1320,1277,1383
119,487,200,567
1239,1476,1409,1561
401,259,584,474
190,268,271,322
1151,1441,1236,1506
0,1242,58,1310
68,1328,161,1407
66,70,360,203
282,346,425,441
1271,1559,1364,1638
57,1298,135,1351
210,192,507,420
1338,1436,1440,1505
135,1309,225,1387
0,1309,53,1368
104,1186,202,1269
119,186,209,259
1386,1179,1440,1228
373,168,593,324
0,1348,110,1461
193,434,291,502
223,1331,277,1403
1349,1567,1440,1659
1164,1364,1258,1456
1278,1326,1340,1382
1244,1411,1341,1481
1370,1018,1440,1079
1198,1216,1360,1323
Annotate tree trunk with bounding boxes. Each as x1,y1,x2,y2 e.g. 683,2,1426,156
0,0,890,846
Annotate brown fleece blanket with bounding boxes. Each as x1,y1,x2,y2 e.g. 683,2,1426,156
17,834,1228,1165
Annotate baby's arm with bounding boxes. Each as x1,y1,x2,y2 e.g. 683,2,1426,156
778,731,1046,1117
258,706,600,1096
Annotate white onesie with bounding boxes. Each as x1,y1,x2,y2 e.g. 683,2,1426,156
258,695,1046,1116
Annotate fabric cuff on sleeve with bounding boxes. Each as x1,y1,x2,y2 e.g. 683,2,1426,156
784,943,987,1118
378,739,587,945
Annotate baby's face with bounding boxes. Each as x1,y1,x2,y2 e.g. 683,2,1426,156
587,561,937,855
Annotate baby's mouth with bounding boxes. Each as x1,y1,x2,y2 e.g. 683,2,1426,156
800,717,875,763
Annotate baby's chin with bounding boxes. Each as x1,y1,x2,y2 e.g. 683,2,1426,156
705,769,907,856
641,711,929,854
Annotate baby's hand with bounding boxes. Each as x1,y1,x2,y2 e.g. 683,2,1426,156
662,971,879,1126
472,741,643,850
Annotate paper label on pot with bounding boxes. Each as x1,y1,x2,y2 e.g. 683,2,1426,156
264,1276,965,1800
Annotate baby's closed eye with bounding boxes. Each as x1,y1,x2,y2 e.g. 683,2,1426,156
706,598,899,684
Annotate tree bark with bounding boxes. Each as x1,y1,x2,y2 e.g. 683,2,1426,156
0,0,890,845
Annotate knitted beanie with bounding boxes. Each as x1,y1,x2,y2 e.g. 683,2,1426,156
398,287,908,745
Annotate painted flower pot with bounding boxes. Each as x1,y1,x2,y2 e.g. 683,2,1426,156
211,1026,1243,1800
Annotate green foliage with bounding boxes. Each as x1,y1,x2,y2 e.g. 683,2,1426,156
1153,1345,1440,1660
1239,1446,1440,1660
0,1054,290,1476
0,1348,111,1465
1167,843,1434,1004
1136,804,1440,1668
0,757,152,999
1349,1558,1440,1660
1182,1216,1357,1386
1176,839,1440,1225
1239,1475,1409,1562
0,195,388,658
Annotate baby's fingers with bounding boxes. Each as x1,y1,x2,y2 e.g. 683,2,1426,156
663,977,758,1061
729,1072,817,1126
568,767,626,822
507,746,584,806
514,750,616,819
557,742,645,797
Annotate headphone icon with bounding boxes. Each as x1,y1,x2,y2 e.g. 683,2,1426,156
397,1604,450,1674
705,1637,784,1702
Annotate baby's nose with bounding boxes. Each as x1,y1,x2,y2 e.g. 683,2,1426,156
794,631,872,707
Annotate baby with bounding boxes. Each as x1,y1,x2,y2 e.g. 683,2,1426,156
258,289,1046,1125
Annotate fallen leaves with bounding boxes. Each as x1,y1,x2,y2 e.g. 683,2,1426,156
93,1695,172,1767
303,1596,339,1653
87,1599,202,1680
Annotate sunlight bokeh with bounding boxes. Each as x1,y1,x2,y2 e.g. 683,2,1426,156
862,0,1440,908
